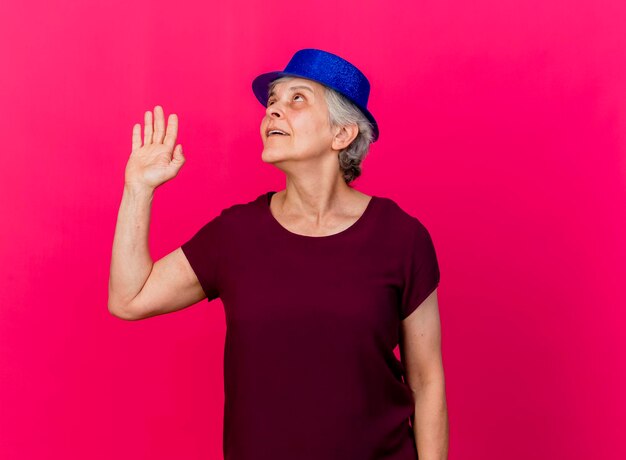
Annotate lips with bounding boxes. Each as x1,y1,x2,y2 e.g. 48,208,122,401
266,127,290,137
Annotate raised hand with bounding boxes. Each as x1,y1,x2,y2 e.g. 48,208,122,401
125,105,185,191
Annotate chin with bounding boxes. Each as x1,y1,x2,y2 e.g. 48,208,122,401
261,145,296,163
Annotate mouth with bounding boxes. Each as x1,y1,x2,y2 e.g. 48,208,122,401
266,128,290,138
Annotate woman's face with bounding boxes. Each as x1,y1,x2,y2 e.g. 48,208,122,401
260,77,335,164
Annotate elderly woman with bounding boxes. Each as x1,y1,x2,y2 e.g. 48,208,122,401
109,49,448,460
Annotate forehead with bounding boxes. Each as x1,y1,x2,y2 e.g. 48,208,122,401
269,77,322,94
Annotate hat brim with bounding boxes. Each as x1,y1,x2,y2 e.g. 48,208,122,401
252,71,379,142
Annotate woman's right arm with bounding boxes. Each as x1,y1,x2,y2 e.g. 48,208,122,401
107,183,155,319
108,105,204,320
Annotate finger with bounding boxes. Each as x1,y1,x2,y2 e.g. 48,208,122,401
131,123,141,152
171,145,185,170
143,110,153,145
153,105,165,144
163,113,178,150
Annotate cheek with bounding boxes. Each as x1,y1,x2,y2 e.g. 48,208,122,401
295,116,328,140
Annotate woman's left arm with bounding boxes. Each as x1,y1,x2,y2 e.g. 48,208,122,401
400,288,449,460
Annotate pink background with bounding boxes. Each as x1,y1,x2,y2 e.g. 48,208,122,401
1,0,625,458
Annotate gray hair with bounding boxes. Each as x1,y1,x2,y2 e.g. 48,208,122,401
267,76,375,185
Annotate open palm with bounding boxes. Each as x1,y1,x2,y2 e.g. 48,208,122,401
125,105,185,190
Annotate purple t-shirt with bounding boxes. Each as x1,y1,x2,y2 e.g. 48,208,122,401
181,191,440,460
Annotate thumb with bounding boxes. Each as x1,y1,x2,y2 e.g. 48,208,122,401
172,145,185,166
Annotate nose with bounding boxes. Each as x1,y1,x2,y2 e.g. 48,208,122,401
265,101,284,118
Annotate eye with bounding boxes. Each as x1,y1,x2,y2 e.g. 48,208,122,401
267,94,305,107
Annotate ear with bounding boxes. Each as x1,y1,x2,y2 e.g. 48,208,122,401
331,123,359,151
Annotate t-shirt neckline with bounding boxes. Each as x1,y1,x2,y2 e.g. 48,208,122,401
263,191,377,240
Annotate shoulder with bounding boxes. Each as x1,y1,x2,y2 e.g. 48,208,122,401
375,195,432,237
212,191,267,225
183,192,267,248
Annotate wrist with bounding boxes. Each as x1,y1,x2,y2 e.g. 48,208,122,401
124,182,155,197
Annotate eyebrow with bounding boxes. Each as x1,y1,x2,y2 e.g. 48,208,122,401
268,85,314,98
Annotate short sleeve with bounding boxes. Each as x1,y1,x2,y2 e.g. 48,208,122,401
399,221,441,319
180,212,224,302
